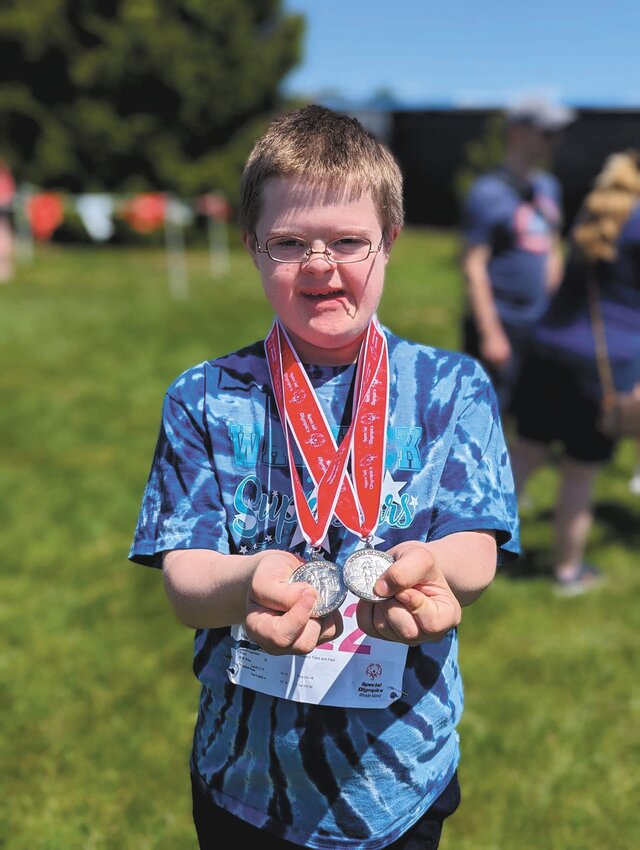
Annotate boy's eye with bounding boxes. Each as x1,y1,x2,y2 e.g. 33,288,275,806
329,237,370,255
327,236,371,262
268,237,307,251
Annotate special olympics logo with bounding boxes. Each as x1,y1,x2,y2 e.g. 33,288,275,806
366,662,383,681
359,452,377,467
306,432,326,448
291,390,307,403
360,412,379,424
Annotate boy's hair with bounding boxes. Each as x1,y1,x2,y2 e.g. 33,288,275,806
238,105,404,246
573,149,640,262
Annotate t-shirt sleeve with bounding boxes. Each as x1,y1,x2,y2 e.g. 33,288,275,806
429,370,520,564
129,376,230,568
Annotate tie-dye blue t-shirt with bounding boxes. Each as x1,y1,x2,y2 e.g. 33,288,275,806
129,326,519,850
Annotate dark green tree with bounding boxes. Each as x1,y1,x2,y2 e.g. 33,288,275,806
0,0,304,201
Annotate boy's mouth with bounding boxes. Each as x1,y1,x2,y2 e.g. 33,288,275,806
301,288,344,300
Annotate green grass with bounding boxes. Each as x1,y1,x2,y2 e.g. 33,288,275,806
1,229,639,849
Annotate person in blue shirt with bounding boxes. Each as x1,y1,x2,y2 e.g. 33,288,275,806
129,105,519,850
510,149,640,595
460,98,575,419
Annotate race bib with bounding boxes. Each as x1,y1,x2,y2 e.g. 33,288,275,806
228,592,408,708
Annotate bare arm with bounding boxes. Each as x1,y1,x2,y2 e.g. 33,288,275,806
546,235,565,294
415,530,497,604
162,548,342,654
163,530,497,651
162,548,268,628
356,530,497,645
461,244,510,367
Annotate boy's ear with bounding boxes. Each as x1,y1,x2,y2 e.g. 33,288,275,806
243,231,260,268
385,227,401,255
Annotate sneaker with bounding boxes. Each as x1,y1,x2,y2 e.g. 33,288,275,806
553,563,604,597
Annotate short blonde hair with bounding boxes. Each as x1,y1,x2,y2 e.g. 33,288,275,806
238,105,404,246
572,149,640,262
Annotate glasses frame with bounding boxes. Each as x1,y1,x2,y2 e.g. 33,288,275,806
254,233,384,264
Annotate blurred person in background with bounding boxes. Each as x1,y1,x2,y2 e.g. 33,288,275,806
460,98,575,423
0,157,16,282
510,149,640,594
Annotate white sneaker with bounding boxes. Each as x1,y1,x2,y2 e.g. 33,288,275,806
554,563,604,597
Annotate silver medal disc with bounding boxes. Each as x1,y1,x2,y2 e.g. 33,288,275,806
289,558,347,617
342,548,395,602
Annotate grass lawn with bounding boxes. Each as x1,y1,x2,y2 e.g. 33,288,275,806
1,229,638,849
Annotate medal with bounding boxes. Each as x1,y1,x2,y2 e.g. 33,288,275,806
342,545,394,602
289,551,347,617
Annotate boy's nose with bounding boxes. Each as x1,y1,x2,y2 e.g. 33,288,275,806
303,247,336,266
302,251,336,272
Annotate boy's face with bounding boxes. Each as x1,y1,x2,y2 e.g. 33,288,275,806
245,176,398,366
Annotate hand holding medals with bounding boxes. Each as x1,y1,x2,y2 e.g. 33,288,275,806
352,541,463,646
244,549,342,654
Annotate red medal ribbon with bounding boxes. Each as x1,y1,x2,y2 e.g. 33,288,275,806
350,320,389,538
264,318,388,548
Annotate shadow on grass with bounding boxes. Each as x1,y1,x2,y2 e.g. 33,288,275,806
500,546,553,581
594,499,640,547
503,497,640,584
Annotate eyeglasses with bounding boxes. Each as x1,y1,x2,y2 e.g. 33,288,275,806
255,234,383,264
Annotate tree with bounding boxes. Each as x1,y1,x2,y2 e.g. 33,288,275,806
454,112,506,203
0,0,305,202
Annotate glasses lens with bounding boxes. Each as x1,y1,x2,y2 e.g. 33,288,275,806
266,237,309,262
327,238,371,262
265,236,373,263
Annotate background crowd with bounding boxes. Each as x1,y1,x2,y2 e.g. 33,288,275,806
460,97,640,595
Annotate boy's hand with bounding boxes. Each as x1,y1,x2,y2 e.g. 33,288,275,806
244,550,343,655
355,542,461,645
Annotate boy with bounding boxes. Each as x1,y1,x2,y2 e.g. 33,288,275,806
130,105,519,850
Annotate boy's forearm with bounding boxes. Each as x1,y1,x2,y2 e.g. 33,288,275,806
162,548,260,629
424,531,497,606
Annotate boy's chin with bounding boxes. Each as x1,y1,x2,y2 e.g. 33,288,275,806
287,326,368,366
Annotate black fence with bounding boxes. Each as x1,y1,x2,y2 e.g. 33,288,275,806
386,108,640,230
